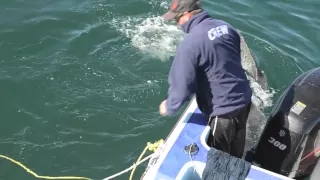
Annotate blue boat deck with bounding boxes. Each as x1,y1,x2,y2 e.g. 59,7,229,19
141,98,294,180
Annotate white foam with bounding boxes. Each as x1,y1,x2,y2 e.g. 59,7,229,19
110,15,184,61
251,81,275,109
159,1,170,8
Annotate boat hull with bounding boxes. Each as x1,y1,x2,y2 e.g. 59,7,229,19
141,97,293,180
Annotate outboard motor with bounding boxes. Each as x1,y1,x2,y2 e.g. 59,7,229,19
248,67,320,179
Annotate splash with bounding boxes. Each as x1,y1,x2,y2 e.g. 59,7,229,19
111,13,274,109
110,15,184,61
250,81,275,109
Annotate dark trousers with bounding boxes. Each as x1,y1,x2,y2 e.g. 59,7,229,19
207,102,251,158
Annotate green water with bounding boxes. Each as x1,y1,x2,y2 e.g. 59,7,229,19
0,0,319,179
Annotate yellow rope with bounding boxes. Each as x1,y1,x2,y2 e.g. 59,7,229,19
0,155,91,180
129,139,164,180
0,139,164,180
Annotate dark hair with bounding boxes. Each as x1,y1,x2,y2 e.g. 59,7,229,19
175,9,203,22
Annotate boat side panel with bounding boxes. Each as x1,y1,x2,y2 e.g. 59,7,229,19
155,108,208,179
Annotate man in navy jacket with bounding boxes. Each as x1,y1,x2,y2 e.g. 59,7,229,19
159,0,252,158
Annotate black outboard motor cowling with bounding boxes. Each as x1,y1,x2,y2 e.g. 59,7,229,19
250,67,320,179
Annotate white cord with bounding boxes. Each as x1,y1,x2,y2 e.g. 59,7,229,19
212,116,218,136
102,153,154,180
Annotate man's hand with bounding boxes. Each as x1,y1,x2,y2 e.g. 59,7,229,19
159,100,168,116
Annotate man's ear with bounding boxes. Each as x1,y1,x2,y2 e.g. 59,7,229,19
184,11,192,19
178,12,192,25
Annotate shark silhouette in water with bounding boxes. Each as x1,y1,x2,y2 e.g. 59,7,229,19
239,33,269,153
240,33,268,91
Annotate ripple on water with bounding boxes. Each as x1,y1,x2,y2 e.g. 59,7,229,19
0,0,319,179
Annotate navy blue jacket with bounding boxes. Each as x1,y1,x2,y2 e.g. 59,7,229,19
166,11,252,117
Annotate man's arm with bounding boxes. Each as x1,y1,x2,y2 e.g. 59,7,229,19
165,41,198,116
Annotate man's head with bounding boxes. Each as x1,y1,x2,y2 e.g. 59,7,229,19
163,0,202,25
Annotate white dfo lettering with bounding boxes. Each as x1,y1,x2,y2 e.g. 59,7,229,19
208,25,228,40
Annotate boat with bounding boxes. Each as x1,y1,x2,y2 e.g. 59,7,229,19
141,36,320,180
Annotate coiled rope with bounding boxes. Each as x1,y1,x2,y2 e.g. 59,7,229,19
129,139,164,180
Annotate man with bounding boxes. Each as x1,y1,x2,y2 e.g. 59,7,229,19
159,0,252,158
